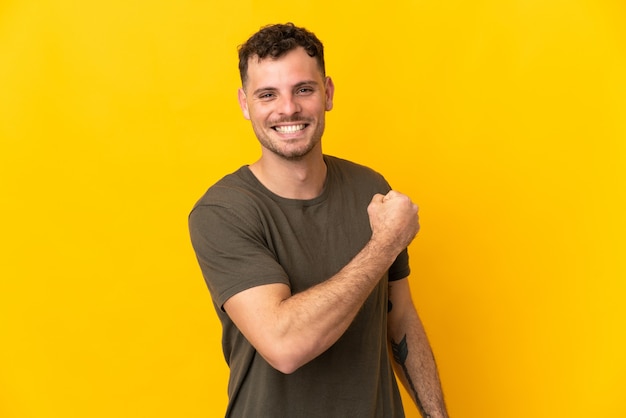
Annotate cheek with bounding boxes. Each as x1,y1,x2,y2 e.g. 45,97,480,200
248,110,272,129
248,104,271,120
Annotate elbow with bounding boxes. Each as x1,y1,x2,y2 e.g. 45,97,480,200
270,359,301,375
260,342,311,375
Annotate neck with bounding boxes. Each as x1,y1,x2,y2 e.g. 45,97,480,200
249,150,327,200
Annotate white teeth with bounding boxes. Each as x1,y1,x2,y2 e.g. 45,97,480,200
274,124,305,133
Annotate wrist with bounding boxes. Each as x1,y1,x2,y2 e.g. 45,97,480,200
364,237,399,267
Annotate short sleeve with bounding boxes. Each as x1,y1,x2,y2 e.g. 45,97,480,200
388,248,410,282
189,203,290,309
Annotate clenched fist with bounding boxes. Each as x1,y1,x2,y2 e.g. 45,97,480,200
367,190,420,256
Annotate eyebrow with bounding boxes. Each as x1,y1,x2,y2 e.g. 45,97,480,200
251,80,320,97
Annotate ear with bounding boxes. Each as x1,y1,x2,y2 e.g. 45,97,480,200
237,88,251,120
324,77,335,111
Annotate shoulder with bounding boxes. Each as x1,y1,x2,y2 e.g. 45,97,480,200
189,166,272,232
324,155,390,191
191,166,265,212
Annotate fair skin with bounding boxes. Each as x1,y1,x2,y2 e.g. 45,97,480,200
229,47,448,417
388,279,449,418
237,47,333,199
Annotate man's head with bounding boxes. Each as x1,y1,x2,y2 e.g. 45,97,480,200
236,23,334,161
238,23,325,87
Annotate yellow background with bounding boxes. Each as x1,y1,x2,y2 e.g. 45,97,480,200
1,1,625,417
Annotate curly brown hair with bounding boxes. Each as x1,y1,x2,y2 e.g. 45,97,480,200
238,22,325,86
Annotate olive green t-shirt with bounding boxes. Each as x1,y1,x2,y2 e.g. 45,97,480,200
189,155,410,418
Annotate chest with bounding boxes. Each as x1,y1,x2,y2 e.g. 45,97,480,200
259,194,372,293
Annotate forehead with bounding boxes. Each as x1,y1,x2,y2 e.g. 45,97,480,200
245,47,324,89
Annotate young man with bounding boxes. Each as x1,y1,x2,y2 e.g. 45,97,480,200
189,23,448,418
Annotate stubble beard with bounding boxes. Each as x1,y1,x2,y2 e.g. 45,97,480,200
252,117,325,161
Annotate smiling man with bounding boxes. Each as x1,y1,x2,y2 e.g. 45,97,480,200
237,46,332,162
189,23,449,418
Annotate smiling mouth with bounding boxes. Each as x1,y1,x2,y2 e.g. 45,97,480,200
272,124,307,134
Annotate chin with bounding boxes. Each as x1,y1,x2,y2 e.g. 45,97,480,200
275,143,319,161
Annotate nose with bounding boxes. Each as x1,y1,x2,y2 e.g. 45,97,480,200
276,94,301,116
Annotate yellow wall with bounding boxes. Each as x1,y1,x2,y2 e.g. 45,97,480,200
1,1,624,417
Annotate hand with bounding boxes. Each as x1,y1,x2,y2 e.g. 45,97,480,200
367,191,420,255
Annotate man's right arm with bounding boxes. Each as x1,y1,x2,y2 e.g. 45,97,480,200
223,190,419,374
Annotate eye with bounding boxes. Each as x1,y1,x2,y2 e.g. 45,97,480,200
255,89,277,100
296,87,314,95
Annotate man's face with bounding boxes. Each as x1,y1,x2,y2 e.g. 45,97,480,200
237,47,334,161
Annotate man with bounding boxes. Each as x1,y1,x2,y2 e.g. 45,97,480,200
189,23,448,418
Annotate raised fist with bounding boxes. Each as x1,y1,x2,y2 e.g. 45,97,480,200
367,190,420,255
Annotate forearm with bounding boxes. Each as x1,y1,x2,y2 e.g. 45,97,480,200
389,305,448,418
223,191,420,374
266,238,399,372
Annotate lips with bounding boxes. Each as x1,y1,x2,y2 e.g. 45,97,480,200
273,124,307,134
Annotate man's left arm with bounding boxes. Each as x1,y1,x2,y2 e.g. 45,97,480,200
387,277,449,418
